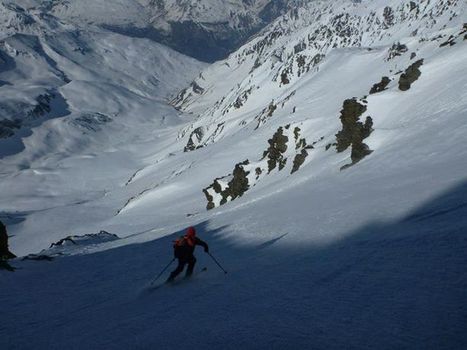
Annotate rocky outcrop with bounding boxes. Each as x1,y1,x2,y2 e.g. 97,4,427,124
291,149,308,174
29,93,51,117
335,98,374,169
386,42,408,61
262,127,288,173
184,127,205,152
224,161,251,202
0,118,21,138
49,231,119,249
370,76,391,94
203,124,315,209
71,113,112,133
439,23,467,47
382,6,395,29
281,71,290,85
233,87,254,109
399,59,424,91
0,91,58,139
203,160,250,210
25,231,122,258
255,101,277,129
291,126,311,174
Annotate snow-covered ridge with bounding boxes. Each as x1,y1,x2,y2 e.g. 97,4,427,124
0,0,205,157
1,0,292,62
20,230,120,261
173,0,466,209
176,0,465,113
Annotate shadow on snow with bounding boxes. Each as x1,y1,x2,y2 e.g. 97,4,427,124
1,181,467,349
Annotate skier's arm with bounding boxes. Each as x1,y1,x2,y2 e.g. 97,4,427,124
195,237,209,253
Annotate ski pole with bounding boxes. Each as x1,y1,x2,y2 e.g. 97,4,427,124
150,258,175,285
208,252,227,274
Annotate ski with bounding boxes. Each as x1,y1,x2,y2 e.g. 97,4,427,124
148,267,207,291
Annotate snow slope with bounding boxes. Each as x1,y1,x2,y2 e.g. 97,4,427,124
0,1,205,252
1,0,467,348
1,157,466,349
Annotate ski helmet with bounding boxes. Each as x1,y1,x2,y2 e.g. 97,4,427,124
186,226,196,237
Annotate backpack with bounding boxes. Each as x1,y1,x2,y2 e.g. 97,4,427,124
173,236,187,248
173,236,188,258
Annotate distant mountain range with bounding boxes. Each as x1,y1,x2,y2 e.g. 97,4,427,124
0,0,293,62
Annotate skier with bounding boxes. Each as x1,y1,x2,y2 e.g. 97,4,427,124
166,226,209,283
0,220,16,271
0,220,16,260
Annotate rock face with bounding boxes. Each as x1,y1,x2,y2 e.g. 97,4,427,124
370,76,391,94
203,124,312,209
28,231,121,258
439,23,467,46
335,98,373,169
387,42,408,60
185,127,205,152
0,119,21,138
225,161,251,202
291,149,308,174
49,231,119,249
263,127,289,173
399,59,424,91
0,91,60,139
203,160,251,210
71,113,112,133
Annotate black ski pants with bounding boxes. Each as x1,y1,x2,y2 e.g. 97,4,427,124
169,255,197,279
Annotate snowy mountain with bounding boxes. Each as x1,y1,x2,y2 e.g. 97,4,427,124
1,0,291,62
0,0,206,154
139,0,291,61
173,0,467,209
1,0,467,348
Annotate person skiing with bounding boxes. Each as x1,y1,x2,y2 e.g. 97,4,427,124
166,226,209,283
0,220,16,260
0,220,16,271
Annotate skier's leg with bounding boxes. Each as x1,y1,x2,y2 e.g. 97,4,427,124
166,259,186,282
185,256,197,277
